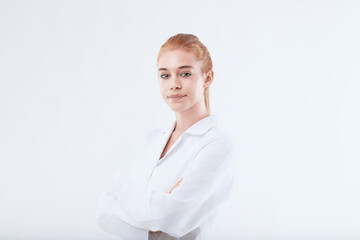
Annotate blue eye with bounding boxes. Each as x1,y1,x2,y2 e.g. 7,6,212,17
181,72,191,77
161,74,169,79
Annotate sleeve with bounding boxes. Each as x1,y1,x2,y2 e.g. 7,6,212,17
96,171,150,239
112,136,235,238
96,132,151,239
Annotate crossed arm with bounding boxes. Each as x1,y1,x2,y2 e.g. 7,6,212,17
97,137,234,238
149,177,184,233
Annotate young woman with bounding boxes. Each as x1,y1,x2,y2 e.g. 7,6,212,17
97,33,235,240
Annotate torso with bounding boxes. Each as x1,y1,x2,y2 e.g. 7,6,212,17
159,131,182,160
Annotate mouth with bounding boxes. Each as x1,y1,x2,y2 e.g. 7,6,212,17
168,94,187,100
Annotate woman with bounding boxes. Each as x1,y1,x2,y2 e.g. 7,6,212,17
97,33,235,240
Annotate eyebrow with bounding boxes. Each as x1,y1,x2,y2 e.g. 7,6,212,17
158,65,194,71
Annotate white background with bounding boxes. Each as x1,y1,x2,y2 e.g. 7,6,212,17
1,0,359,239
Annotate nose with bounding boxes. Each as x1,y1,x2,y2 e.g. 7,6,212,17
169,76,182,90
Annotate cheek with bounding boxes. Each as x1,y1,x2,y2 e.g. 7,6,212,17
188,81,204,96
159,83,168,98
158,80,165,90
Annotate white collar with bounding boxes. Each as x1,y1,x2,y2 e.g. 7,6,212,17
163,114,218,136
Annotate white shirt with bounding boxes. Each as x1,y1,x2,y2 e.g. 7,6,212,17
97,114,235,240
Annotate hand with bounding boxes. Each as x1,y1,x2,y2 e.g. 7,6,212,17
149,178,183,233
167,177,183,194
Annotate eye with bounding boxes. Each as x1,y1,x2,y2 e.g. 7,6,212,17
181,72,191,77
160,74,169,79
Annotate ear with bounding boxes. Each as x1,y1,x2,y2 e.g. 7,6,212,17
203,69,214,88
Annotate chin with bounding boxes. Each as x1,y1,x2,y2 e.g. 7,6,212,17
167,104,188,112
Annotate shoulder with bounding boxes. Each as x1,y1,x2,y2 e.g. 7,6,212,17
202,131,233,158
192,120,235,170
187,126,233,169
202,123,233,152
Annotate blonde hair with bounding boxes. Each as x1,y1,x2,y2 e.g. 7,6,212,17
157,33,213,115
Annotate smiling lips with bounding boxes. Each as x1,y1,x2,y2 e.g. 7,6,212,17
168,94,187,99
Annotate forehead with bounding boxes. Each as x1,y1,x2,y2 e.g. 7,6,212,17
157,49,201,70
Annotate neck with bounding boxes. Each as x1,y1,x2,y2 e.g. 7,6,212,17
173,101,209,133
